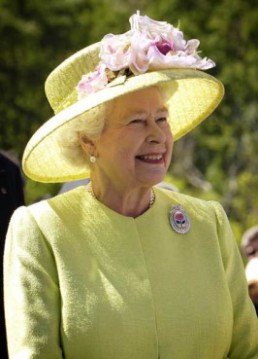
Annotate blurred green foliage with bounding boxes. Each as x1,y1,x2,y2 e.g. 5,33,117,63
0,0,258,244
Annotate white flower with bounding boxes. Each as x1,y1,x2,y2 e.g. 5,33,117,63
76,11,216,96
99,32,132,71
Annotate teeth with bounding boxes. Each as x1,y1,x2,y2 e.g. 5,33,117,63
141,154,163,160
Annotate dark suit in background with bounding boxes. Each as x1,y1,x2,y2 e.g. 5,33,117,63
0,152,25,358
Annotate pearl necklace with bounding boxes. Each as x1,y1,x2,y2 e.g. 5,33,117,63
87,182,155,209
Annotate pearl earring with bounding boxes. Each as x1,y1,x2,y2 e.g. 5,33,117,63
90,155,96,163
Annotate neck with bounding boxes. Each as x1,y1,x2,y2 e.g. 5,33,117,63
87,180,155,217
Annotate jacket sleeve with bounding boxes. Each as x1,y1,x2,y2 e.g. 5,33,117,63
4,206,63,359
210,201,258,358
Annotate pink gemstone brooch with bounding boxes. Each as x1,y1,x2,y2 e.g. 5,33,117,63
169,205,191,234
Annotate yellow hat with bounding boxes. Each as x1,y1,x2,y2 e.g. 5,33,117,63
22,12,224,183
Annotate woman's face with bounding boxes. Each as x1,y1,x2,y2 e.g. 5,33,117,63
92,86,173,189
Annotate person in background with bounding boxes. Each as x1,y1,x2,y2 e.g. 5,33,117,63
241,226,258,315
4,12,258,359
0,151,25,359
241,225,258,262
245,258,258,316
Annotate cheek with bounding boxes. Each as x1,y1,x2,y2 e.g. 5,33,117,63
117,132,142,156
118,147,136,165
100,139,136,167
164,130,173,167
166,129,174,151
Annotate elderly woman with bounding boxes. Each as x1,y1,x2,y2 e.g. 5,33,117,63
4,12,258,359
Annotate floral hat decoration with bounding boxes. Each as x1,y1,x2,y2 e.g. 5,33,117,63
22,11,224,183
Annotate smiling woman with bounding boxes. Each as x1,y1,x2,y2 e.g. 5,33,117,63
77,87,173,217
4,11,258,359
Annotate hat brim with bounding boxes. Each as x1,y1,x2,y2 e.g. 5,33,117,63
22,68,224,183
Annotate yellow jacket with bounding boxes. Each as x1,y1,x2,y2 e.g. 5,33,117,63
4,187,258,358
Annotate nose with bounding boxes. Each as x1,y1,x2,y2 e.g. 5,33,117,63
146,121,166,144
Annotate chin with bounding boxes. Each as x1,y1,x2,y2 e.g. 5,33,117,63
137,173,166,187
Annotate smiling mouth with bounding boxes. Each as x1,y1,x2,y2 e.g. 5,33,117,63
136,154,164,164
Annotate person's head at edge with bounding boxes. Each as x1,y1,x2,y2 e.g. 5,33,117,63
241,226,258,262
21,11,224,216
245,258,258,315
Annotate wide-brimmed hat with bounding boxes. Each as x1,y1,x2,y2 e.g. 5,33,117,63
22,12,224,183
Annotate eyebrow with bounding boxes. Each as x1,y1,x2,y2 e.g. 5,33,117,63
127,107,168,118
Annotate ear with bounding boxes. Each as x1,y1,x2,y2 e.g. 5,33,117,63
78,133,95,156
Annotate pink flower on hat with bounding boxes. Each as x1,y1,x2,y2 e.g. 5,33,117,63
76,63,108,99
76,11,215,98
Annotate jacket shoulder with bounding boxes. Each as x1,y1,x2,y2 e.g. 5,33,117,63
156,187,227,222
157,187,214,207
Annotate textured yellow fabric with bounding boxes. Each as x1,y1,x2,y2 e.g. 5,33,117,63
21,40,224,183
4,187,258,358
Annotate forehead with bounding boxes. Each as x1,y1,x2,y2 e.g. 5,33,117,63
110,87,167,118
244,234,258,248
249,238,258,247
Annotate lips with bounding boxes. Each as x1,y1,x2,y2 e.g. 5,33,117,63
136,153,164,163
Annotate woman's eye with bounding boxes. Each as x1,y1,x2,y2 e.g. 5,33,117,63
129,119,145,125
156,117,168,123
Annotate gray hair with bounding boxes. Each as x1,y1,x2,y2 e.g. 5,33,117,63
58,102,111,167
